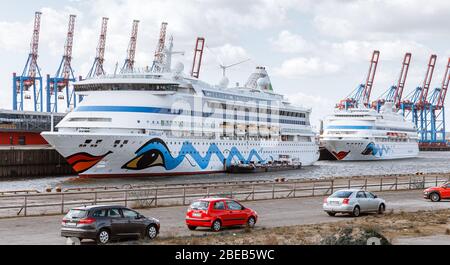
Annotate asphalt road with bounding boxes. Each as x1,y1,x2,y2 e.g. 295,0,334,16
0,189,448,245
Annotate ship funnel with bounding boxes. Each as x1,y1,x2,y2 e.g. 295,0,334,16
245,66,273,91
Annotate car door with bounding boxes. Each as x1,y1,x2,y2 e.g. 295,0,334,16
356,191,369,212
442,183,450,198
121,208,143,236
107,208,128,236
364,192,378,211
225,200,247,226
211,200,228,225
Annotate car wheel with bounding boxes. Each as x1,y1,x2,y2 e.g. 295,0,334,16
378,204,385,214
327,212,336,217
247,217,256,228
430,193,441,202
187,225,197,231
147,224,158,240
352,206,361,217
96,229,110,245
212,220,222,232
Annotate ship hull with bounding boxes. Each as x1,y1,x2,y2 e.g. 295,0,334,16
323,139,419,161
42,132,319,178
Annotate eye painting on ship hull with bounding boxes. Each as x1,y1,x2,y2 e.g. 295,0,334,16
122,138,267,171
66,151,113,173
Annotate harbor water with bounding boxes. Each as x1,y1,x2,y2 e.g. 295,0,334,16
1,151,449,191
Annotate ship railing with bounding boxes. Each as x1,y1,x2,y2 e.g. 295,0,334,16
0,173,448,217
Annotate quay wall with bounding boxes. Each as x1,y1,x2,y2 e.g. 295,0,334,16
0,146,74,177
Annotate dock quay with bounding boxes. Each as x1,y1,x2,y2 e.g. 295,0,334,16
0,145,74,178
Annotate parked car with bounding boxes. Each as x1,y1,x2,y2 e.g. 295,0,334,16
185,198,258,231
423,181,450,202
61,205,160,244
323,189,386,217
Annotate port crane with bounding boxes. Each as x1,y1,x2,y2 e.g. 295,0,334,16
336,50,380,110
121,20,140,73
12,12,44,112
191,37,205,78
421,57,450,147
46,14,77,113
372,53,412,111
87,17,109,78
400,54,437,142
151,22,168,73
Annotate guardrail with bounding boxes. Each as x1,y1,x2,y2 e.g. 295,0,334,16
0,174,448,217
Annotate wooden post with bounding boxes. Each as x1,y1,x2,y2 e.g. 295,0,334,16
252,185,255,201
330,180,334,194
24,196,27,217
348,179,351,189
380,178,383,192
183,187,186,205
364,178,368,190
155,188,158,207
435,176,438,186
124,191,128,207
293,183,297,198
395,177,398,191
206,187,210,198
272,183,275,199
94,192,97,205
61,194,65,214
312,182,315,197
409,176,412,190
422,175,425,188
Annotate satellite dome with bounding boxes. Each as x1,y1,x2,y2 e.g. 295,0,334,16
219,76,229,88
174,62,184,74
257,77,268,89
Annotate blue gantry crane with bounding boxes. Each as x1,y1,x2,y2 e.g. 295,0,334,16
400,54,437,142
421,57,450,147
336,50,380,110
46,14,77,113
12,12,43,112
372,53,412,112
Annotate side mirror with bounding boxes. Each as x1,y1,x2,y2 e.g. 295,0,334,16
373,195,378,198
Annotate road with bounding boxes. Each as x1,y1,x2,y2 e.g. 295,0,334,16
0,189,448,245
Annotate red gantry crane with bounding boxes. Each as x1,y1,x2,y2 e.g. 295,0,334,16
372,53,412,111
151,22,168,73
87,17,109,78
46,14,77,112
121,20,140,73
12,11,43,111
336,50,380,110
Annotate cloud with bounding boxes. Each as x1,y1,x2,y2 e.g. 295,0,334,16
270,30,311,53
274,57,340,78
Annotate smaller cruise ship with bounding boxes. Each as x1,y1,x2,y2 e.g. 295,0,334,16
321,102,419,160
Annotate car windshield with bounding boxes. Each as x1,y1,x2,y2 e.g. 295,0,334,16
190,201,209,210
330,191,353,198
65,209,88,219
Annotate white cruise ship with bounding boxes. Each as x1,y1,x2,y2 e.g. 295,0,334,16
321,102,419,160
42,41,319,178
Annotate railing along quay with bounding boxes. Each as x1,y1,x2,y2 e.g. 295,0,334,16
0,174,448,217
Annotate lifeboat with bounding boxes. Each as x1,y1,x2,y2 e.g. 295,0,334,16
248,124,258,136
236,124,246,136
259,125,270,136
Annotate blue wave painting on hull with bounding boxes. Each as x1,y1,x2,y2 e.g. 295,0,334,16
122,138,266,170
361,142,391,157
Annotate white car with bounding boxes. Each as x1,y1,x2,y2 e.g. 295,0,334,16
323,189,386,217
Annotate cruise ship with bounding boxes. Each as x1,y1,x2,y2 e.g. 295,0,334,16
41,41,319,178
321,102,419,160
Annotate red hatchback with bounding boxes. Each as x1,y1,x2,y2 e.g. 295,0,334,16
185,198,258,231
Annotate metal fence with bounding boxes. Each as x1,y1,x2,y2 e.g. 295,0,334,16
0,174,448,217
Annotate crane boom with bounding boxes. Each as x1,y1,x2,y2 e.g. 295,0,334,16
62,15,76,80
393,53,412,107
361,50,380,107
152,22,168,72
436,57,450,109
87,17,109,78
122,20,140,72
417,54,437,108
191,37,205,78
25,11,42,79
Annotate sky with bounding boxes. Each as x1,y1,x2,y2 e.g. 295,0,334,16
0,0,449,130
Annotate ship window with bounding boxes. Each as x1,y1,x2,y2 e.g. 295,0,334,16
69,117,112,122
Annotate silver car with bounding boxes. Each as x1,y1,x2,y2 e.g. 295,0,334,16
323,189,386,217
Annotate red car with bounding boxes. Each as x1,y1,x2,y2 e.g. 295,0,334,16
185,198,258,231
423,181,450,202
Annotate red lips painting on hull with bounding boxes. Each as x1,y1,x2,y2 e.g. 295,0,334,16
66,151,112,173
332,151,350,160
